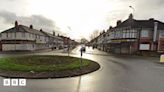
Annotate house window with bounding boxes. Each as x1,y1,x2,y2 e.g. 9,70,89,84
22,32,25,37
29,33,31,38
36,35,38,39
141,30,149,37
8,33,12,38
159,30,164,39
123,30,126,38
11,32,15,38
126,30,129,38
32,34,35,38
6,33,8,38
14,32,16,38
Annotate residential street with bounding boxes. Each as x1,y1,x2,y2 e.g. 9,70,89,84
0,46,164,92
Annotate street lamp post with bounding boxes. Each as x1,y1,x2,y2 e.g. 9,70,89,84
129,6,135,54
129,6,135,14
67,38,70,56
80,47,83,69
67,26,72,56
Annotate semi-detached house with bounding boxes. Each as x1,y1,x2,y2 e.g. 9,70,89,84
0,21,62,51
41,30,64,49
93,14,164,54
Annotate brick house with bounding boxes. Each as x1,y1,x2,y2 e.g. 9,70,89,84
105,14,164,54
92,14,164,54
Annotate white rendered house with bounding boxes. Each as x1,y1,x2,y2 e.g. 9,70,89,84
1,21,47,51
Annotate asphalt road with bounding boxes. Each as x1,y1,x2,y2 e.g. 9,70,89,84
0,46,164,92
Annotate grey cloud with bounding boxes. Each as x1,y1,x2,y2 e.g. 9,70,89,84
0,11,63,35
133,0,164,20
0,11,17,23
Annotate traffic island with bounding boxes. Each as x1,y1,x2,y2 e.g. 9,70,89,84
0,55,100,79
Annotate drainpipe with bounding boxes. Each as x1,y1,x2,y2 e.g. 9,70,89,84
153,22,158,51
158,31,161,52
138,28,141,54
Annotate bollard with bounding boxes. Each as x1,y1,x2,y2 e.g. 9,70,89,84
160,54,164,63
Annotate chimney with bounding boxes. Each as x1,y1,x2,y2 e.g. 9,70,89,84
109,26,113,29
15,21,18,27
103,30,105,33
53,31,55,36
40,29,43,32
153,22,158,42
149,18,154,20
129,13,133,19
117,20,122,26
30,25,33,29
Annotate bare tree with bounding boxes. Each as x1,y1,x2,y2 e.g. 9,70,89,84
90,30,100,40
81,38,88,44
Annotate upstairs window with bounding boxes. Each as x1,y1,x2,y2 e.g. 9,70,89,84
6,33,8,38
22,32,25,38
141,30,149,37
14,32,16,38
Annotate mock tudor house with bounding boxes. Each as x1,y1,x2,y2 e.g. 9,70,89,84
92,14,164,54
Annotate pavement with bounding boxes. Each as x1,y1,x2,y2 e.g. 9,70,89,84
0,46,164,92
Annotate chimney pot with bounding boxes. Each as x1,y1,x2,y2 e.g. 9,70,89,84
149,18,154,21
15,21,18,27
30,25,33,29
109,26,113,29
117,20,122,26
129,13,133,19
53,31,55,36
40,29,43,32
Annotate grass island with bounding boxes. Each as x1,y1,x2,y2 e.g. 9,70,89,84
0,55,100,79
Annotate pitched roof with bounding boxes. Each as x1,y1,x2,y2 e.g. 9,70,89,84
40,30,54,37
40,30,63,40
1,25,45,36
115,17,164,30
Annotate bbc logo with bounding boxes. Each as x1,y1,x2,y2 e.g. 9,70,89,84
3,79,26,86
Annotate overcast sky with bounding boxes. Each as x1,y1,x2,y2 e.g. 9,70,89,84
0,0,164,40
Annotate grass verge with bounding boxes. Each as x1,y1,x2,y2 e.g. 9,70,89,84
0,55,91,72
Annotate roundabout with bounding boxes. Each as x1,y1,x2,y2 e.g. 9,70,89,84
0,55,100,79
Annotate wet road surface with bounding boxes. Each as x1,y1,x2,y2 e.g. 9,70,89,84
0,46,164,92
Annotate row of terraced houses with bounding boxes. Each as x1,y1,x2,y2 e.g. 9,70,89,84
90,14,164,54
0,21,76,51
